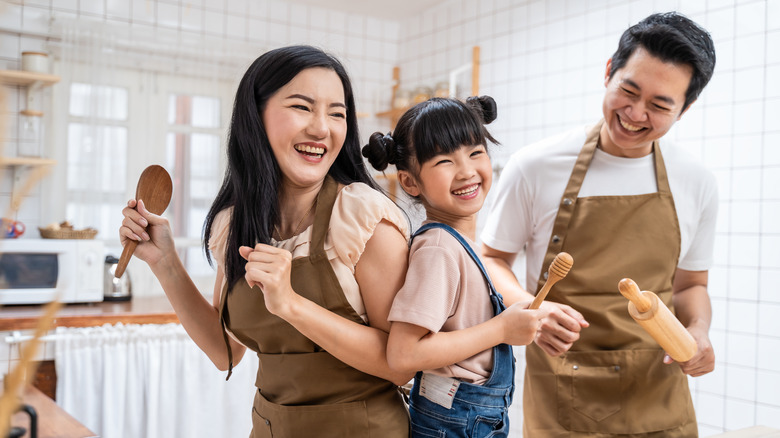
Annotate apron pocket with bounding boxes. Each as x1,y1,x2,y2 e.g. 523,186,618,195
254,390,371,438
571,362,620,422
556,349,693,434
251,407,273,438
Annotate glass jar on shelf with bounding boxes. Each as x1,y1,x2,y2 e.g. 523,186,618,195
434,81,450,98
412,86,432,104
393,88,412,110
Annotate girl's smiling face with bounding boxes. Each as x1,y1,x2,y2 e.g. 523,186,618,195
400,144,493,227
262,67,348,190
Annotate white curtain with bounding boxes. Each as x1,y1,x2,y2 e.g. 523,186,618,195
54,323,257,438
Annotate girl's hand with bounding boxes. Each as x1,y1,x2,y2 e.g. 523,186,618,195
499,301,549,346
239,244,295,316
119,199,175,265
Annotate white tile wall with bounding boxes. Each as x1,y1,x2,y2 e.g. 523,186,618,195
392,0,780,435
1,0,779,435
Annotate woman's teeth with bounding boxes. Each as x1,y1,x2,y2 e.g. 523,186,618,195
294,144,325,155
453,184,478,196
619,117,644,132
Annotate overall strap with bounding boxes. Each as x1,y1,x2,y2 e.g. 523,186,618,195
413,222,501,301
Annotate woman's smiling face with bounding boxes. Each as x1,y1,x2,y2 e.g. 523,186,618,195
600,46,693,158
262,67,348,189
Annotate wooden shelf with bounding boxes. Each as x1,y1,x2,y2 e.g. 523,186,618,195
375,107,406,120
375,46,480,130
0,156,57,167
0,69,60,117
0,69,60,87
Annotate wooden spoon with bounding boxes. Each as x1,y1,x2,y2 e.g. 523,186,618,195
529,252,573,309
114,165,173,278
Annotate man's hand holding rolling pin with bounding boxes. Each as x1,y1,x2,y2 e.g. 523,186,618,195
665,269,715,377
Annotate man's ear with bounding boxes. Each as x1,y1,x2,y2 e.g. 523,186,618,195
604,58,613,87
397,170,421,197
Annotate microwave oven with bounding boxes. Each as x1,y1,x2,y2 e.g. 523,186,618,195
0,238,104,305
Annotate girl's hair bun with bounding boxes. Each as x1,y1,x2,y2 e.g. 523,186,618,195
466,95,498,124
362,132,397,171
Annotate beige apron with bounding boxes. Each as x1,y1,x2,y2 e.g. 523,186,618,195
219,176,410,438
523,122,697,437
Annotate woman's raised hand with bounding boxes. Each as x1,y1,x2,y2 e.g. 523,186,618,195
119,199,175,265
239,244,296,316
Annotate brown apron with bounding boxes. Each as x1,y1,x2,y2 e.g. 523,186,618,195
523,121,697,437
218,176,410,438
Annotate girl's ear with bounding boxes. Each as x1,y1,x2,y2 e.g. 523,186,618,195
397,170,421,197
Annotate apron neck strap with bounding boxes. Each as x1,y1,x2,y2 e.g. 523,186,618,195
309,175,338,257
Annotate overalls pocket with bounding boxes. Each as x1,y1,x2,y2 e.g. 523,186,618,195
471,411,509,437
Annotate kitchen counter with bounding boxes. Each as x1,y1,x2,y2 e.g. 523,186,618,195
0,296,179,331
7,385,96,438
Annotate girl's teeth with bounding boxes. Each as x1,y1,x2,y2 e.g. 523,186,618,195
453,185,478,195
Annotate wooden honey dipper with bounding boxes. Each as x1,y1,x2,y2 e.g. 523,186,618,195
114,165,173,279
529,252,573,309
618,278,697,362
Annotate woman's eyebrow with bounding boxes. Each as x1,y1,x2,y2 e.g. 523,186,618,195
285,93,347,109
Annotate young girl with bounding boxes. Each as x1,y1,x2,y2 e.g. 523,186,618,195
363,96,548,437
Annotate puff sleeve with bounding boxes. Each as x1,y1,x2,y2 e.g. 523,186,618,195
326,183,410,272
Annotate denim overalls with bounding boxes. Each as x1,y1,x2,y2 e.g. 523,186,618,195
408,222,515,438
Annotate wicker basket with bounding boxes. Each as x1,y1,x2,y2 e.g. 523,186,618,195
38,227,98,239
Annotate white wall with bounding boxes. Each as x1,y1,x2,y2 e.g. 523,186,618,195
0,0,402,236
1,0,778,436
394,0,780,435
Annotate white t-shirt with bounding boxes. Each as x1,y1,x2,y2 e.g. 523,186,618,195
480,125,719,292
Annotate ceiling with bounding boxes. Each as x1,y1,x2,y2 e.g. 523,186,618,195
287,0,448,20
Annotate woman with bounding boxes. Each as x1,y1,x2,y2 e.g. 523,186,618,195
120,45,412,437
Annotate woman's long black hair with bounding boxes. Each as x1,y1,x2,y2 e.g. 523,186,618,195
204,45,376,289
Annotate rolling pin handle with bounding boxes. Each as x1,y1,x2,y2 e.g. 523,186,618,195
618,278,653,313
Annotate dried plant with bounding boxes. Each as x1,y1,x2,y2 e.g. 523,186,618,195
0,299,62,437
0,30,62,437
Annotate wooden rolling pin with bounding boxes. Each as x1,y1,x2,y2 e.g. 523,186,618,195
618,278,697,362
529,252,573,309
114,165,173,279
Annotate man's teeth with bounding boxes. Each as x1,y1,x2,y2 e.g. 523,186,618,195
619,118,643,132
453,184,478,195
295,145,325,155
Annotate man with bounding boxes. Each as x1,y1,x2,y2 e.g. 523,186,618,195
481,12,717,437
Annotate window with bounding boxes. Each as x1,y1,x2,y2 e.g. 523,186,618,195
166,94,222,274
61,72,231,284
65,83,129,243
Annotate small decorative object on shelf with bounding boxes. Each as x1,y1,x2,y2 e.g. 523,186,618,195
38,221,98,239
21,51,49,74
